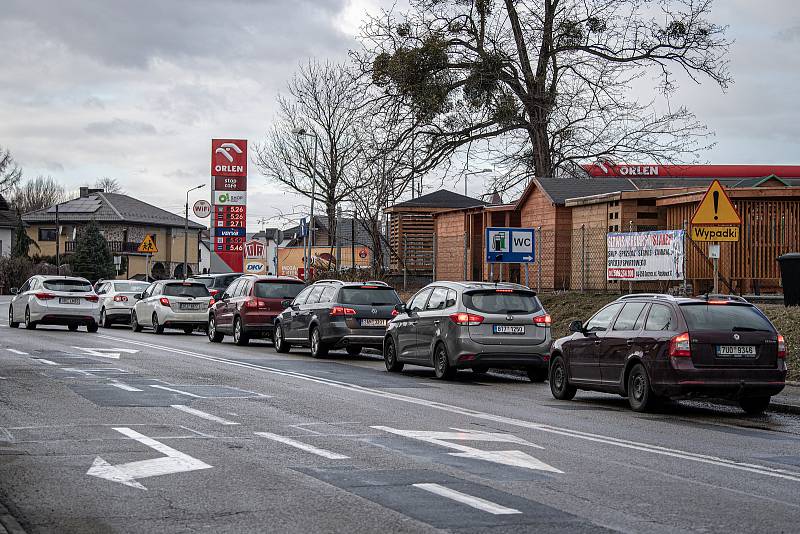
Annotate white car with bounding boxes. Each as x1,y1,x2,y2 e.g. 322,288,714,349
131,279,212,334
96,280,152,328
8,275,101,332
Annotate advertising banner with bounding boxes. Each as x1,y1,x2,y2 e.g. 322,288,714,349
211,139,247,177
607,230,685,281
213,191,247,205
214,176,247,191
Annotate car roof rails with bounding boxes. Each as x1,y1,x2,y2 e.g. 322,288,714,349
694,293,748,303
362,280,389,286
616,293,676,301
315,279,345,285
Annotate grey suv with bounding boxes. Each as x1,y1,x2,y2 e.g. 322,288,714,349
274,280,402,358
383,282,552,381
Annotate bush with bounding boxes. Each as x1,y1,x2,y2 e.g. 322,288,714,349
0,256,33,293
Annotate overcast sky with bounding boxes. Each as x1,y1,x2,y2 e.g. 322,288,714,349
1,0,798,229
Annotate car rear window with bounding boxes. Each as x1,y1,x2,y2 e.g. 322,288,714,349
190,278,214,288
680,303,774,332
213,275,242,288
163,283,210,298
463,290,541,314
43,279,92,292
339,287,401,306
256,282,305,299
114,282,150,293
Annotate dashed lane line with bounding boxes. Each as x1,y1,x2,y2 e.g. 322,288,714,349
413,483,521,515
150,385,205,398
171,405,239,425
110,382,143,392
254,431,349,460
33,358,58,366
5,349,28,355
98,334,800,483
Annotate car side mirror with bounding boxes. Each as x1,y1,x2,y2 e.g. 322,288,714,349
133,293,142,300
568,320,584,334
9,287,18,295
281,299,292,309
394,302,407,314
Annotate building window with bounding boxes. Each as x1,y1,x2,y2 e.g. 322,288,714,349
637,211,659,220
39,228,57,241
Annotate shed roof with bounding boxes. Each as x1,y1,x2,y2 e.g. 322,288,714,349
388,189,488,211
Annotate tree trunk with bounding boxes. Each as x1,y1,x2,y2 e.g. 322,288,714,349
369,217,383,275
325,201,337,249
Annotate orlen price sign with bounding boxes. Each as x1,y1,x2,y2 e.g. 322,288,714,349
211,139,247,177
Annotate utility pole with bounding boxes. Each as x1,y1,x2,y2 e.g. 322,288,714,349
184,184,205,279
55,203,60,275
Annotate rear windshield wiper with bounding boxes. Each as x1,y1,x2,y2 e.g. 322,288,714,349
732,326,771,332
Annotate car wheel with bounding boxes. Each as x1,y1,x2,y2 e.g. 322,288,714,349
346,345,362,356
131,311,143,332
383,338,404,373
434,343,456,380
152,313,164,335
24,307,36,330
207,315,224,342
274,323,291,353
68,324,79,331
471,366,488,374
549,355,577,400
101,309,111,328
739,396,771,415
8,306,19,328
309,327,328,359
527,366,548,383
233,317,249,346
627,363,654,412
87,322,99,333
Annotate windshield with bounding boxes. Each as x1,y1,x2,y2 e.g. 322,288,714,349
463,290,541,314
680,303,774,332
163,283,210,298
254,282,304,299
43,279,92,292
339,287,401,306
114,282,150,293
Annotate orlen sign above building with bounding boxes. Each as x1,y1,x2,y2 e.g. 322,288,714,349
211,139,248,177
582,163,800,179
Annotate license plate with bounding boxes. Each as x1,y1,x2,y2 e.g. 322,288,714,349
493,325,525,335
179,303,205,311
59,297,80,305
360,319,387,327
716,345,757,357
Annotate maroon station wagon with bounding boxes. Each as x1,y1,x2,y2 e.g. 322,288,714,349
207,275,305,346
549,294,787,414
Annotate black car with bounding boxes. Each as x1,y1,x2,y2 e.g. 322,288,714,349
187,273,243,299
549,294,787,414
274,280,401,358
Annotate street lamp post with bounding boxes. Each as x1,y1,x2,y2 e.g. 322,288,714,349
291,127,319,279
184,183,205,280
463,168,492,197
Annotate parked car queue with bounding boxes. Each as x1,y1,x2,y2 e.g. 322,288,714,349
6,274,788,415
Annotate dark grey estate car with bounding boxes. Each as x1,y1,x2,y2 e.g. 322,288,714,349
383,282,552,381
273,280,402,358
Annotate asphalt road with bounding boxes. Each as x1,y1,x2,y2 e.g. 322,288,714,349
1,299,799,533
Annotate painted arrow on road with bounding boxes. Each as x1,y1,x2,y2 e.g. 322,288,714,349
73,347,140,359
86,427,212,490
372,426,562,474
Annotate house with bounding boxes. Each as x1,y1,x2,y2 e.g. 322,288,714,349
0,194,16,257
23,187,206,280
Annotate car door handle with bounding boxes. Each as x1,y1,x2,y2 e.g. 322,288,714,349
409,321,418,326
593,340,601,345
433,320,440,325
626,339,634,346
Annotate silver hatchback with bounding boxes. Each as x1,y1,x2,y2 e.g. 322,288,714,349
383,282,552,381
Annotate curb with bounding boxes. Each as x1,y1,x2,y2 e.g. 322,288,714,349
0,502,26,534
768,402,800,416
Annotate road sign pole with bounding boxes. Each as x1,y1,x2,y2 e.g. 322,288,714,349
713,245,719,293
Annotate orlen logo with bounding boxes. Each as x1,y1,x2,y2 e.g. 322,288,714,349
211,139,247,177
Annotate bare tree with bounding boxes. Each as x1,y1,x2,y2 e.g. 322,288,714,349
10,175,66,215
254,61,366,246
0,146,23,194
360,0,731,191
95,177,124,194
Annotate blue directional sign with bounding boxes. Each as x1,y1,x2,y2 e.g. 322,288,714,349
485,227,535,263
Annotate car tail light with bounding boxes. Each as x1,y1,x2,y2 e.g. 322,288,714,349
707,300,730,305
495,288,513,293
669,332,691,358
113,295,128,302
449,312,484,326
330,306,356,317
85,295,99,302
245,299,267,309
209,289,219,297
533,314,551,327
778,334,786,359
391,309,399,317
361,285,379,289
35,292,55,300
159,297,171,307
208,299,215,309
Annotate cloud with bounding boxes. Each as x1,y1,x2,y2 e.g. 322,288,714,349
84,119,157,136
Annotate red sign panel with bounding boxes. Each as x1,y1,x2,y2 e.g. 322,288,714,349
211,139,248,177
245,240,266,259
214,176,247,191
215,205,246,228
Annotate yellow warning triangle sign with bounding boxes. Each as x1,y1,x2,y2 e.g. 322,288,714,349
690,180,741,226
137,234,158,254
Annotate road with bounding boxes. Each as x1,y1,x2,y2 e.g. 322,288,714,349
1,298,799,533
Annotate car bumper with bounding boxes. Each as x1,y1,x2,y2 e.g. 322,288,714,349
36,314,99,326
323,323,387,348
651,364,788,399
449,337,551,369
160,310,208,328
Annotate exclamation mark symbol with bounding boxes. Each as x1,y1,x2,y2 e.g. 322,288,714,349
713,191,719,220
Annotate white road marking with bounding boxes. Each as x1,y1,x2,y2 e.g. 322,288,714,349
171,405,239,425
373,426,562,474
98,334,800,483
110,382,143,392
5,349,28,355
413,483,521,515
254,431,349,459
150,385,205,398
34,358,58,366
86,427,212,490
73,347,139,360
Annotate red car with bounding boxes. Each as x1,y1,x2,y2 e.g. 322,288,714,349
207,275,305,345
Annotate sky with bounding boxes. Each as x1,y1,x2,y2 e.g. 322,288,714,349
1,0,798,230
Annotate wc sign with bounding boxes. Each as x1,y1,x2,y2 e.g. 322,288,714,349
486,227,535,263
